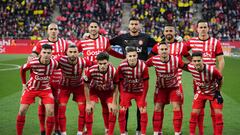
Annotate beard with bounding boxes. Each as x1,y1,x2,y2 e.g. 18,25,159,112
166,34,173,41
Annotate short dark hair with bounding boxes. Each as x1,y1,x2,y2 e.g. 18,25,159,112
125,46,137,53
88,20,100,26
42,44,52,50
192,51,203,57
68,44,77,49
96,52,109,61
158,42,168,47
164,23,175,28
197,19,209,27
129,17,139,22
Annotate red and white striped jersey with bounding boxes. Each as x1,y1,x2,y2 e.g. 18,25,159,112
85,64,117,91
57,56,94,87
77,35,110,61
32,38,68,57
32,38,69,82
186,37,223,65
117,60,149,92
151,41,190,83
187,64,222,95
20,58,58,90
146,55,185,88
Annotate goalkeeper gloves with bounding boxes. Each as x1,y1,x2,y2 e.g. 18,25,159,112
214,91,223,104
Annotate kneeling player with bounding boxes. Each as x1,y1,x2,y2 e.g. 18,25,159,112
117,46,149,135
84,52,118,135
188,52,224,135
16,44,58,135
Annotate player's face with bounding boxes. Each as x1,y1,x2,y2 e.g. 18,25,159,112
128,20,140,33
88,22,99,36
197,22,209,37
164,26,175,41
47,24,59,39
126,51,138,66
192,56,203,71
67,47,79,61
158,44,169,58
40,49,52,60
98,60,109,72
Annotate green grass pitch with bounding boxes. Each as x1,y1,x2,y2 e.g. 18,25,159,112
0,54,240,135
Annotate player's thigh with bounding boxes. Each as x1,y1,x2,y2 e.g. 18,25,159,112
154,102,165,112
44,104,54,116
192,93,207,110
154,88,170,104
72,85,85,102
40,90,54,105
210,99,223,114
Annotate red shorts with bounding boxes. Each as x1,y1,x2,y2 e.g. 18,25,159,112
59,85,85,104
120,91,146,108
192,91,223,109
90,90,113,104
20,89,54,104
154,87,183,104
50,81,60,99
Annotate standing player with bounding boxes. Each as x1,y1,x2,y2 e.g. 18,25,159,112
30,23,68,135
84,52,118,135
117,47,149,135
77,20,124,62
186,19,225,135
188,52,223,135
110,17,157,135
149,25,191,134
16,44,58,135
56,45,94,135
146,42,187,135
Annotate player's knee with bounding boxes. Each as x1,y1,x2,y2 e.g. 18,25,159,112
172,102,181,111
59,103,66,106
46,108,54,116
154,103,163,112
192,109,201,114
214,109,222,114
18,109,27,116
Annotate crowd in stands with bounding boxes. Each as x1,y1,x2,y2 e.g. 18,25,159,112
0,0,55,40
201,0,240,41
57,0,123,39
0,0,239,41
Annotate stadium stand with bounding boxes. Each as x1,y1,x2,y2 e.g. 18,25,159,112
0,0,55,40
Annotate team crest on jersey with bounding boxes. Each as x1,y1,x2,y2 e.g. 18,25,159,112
203,52,212,58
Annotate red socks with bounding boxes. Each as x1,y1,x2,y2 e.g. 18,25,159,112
102,106,109,129
85,113,93,135
173,110,183,132
153,111,164,132
118,110,126,133
38,104,46,132
58,105,66,132
215,113,223,135
46,116,55,135
16,115,25,135
189,112,198,134
108,112,116,135
198,109,204,135
140,112,148,134
78,104,85,132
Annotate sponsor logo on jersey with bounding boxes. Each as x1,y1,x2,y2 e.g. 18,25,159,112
35,75,50,81
86,50,102,56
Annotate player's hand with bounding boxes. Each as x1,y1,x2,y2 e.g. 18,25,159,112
86,102,93,114
214,91,223,104
22,84,27,94
27,54,37,62
109,103,118,115
175,35,183,42
82,33,90,39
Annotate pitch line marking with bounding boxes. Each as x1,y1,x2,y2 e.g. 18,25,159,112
0,63,21,71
